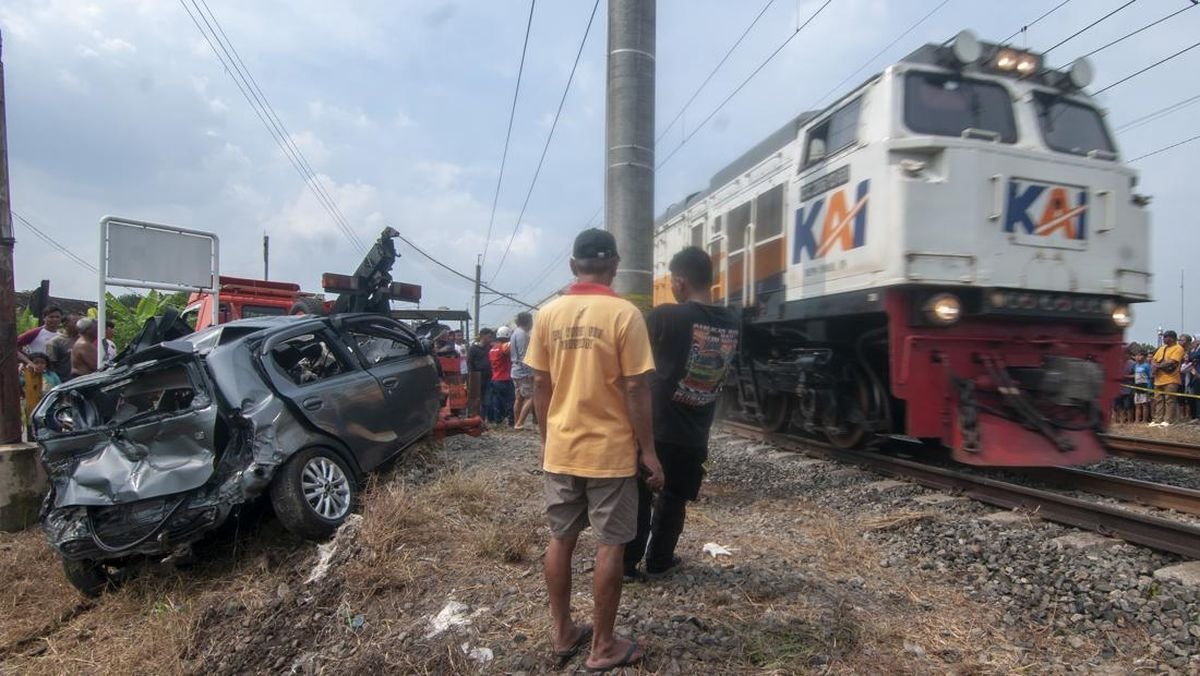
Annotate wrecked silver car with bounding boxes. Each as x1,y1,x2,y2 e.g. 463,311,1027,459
34,314,440,596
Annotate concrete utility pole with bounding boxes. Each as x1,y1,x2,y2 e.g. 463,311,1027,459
473,255,481,337
606,0,655,304
0,31,22,444
263,234,270,280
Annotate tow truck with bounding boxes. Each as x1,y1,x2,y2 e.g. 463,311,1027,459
182,227,482,437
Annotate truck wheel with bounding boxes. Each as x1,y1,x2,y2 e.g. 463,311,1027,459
289,298,326,316
62,558,116,598
270,448,356,540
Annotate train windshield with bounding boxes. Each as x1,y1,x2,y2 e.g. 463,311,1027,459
903,72,1016,143
1032,92,1116,158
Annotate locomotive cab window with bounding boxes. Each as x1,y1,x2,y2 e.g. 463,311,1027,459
903,72,1016,143
1032,92,1116,158
803,97,862,167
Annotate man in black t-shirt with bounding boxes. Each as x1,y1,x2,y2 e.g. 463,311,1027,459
624,247,739,579
467,328,495,419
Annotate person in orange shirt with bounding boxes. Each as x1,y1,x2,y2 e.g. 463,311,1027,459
1151,330,1186,426
525,229,664,671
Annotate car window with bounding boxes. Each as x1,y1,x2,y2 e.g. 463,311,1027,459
346,324,417,366
270,333,349,385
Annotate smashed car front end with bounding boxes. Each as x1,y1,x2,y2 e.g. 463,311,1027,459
35,332,314,563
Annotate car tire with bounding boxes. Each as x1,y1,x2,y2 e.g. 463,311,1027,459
270,448,356,540
289,298,326,316
62,558,115,598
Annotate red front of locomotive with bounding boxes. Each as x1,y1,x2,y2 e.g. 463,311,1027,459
886,288,1127,466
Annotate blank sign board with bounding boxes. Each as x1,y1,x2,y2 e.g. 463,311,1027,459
105,219,216,289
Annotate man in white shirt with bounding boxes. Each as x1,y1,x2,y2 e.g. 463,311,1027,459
17,306,64,368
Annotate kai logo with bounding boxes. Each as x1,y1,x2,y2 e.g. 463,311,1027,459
1004,179,1088,241
793,179,869,263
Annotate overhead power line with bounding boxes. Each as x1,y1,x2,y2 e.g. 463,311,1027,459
1043,0,1138,56
480,0,537,271
1072,2,1196,61
657,0,835,171
11,211,97,273
1128,132,1200,162
1002,0,1073,44
393,233,536,310
1094,39,1200,95
805,0,951,112
655,0,778,145
489,0,600,283
180,0,366,252
1115,91,1200,133
517,206,603,299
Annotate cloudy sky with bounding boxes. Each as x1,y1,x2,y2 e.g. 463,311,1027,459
1,0,1197,334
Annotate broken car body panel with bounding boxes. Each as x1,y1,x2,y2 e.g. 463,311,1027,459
34,315,441,562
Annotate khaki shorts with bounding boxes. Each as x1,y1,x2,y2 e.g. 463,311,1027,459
514,376,534,398
544,473,637,545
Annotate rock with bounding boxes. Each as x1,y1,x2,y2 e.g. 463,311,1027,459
912,493,966,506
1154,562,1200,588
863,479,909,492
1052,533,1118,551
981,511,1036,526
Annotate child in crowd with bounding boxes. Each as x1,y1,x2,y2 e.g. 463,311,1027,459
18,352,62,434
1133,350,1152,423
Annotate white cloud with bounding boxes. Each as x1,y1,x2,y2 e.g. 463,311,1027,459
308,100,373,129
97,35,136,54
56,69,84,93
288,130,331,166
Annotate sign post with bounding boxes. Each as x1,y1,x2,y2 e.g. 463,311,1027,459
98,216,219,365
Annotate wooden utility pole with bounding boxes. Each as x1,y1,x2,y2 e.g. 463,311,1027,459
0,30,23,443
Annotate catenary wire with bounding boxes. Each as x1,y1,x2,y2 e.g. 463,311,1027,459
393,233,537,310
489,0,600,283
196,0,365,252
11,211,97,273
180,0,366,252
1002,0,1073,44
1115,91,1200,133
1042,0,1138,55
1094,39,1200,95
655,0,779,145
480,0,537,271
805,0,951,112
1072,2,1196,61
1128,132,1200,162
517,206,603,298
657,0,835,171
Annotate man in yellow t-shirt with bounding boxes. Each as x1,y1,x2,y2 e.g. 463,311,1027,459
1152,330,1186,425
525,228,664,672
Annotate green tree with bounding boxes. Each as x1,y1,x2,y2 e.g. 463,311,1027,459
104,290,186,349
16,308,38,333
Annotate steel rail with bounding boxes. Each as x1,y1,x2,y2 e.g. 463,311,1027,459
1020,467,1200,517
721,422,1200,559
1101,434,1200,466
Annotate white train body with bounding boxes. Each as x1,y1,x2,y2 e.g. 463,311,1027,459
653,33,1151,467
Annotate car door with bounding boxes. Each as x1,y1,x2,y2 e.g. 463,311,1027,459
337,316,441,468
258,322,396,467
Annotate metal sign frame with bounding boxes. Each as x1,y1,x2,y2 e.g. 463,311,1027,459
97,216,220,365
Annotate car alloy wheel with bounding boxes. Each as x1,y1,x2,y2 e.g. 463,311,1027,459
301,456,351,520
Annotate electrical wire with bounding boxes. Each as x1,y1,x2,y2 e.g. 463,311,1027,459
180,0,367,252
489,0,600,283
1094,39,1200,95
804,0,951,112
657,0,835,171
1115,91,1200,133
1128,132,1200,162
1002,0,1073,44
517,206,602,300
196,0,365,252
10,211,97,273
1042,0,1138,56
393,233,536,310
1072,2,1196,61
655,0,779,145
480,0,537,271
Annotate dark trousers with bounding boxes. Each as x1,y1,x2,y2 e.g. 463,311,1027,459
488,380,515,424
624,441,706,573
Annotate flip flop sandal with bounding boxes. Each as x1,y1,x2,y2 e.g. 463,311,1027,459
553,623,593,659
585,640,644,673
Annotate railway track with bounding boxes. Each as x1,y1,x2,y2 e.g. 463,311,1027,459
722,421,1200,559
1101,433,1200,466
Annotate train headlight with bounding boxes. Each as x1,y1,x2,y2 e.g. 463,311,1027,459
1016,53,1040,76
1111,304,1133,328
925,293,962,325
996,49,1018,71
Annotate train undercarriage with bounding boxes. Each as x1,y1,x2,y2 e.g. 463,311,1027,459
726,288,1125,467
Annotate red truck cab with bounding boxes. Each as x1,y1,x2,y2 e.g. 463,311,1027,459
183,276,310,330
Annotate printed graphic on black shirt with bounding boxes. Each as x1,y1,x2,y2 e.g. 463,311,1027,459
672,324,739,407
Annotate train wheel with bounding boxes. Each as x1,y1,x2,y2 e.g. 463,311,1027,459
760,393,793,432
826,367,870,449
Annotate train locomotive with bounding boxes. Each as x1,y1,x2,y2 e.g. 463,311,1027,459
652,30,1151,466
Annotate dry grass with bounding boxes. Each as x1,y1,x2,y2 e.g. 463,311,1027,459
857,510,941,532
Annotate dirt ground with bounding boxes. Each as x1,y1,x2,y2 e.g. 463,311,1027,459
0,430,1145,674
